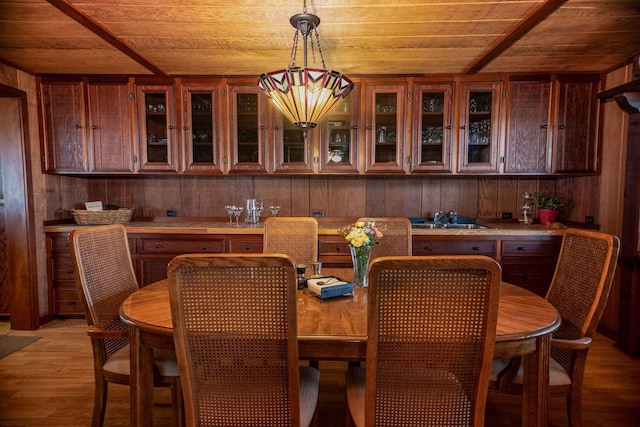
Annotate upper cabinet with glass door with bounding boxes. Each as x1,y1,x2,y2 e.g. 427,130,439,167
272,113,313,173
227,81,269,173
135,83,179,172
180,81,223,174
364,82,407,173
457,81,503,172
318,83,360,173
411,82,454,172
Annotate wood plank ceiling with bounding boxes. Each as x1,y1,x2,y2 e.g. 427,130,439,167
0,0,639,77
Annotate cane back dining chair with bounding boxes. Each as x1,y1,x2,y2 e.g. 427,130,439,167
490,228,620,427
263,217,318,267
346,255,502,427
69,224,183,427
356,217,412,259
167,253,320,427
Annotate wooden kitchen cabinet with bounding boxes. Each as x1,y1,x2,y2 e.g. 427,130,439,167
552,75,600,173
135,83,179,172
180,80,224,173
504,79,552,173
500,236,562,296
272,110,314,173
364,81,408,173
87,79,137,173
319,235,352,267
411,82,455,172
227,80,269,173
47,233,82,316
317,83,361,173
39,79,88,173
412,236,498,257
457,81,503,173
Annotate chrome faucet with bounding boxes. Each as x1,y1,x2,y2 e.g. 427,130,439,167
434,210,458,224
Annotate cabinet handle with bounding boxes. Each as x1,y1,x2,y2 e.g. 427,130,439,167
274,126,280,131
183,126,189,131
366,125,373,130
74,124,81,129
425,246,432,251
517,246,526,251
541,125,548,129
518,273,525,279
66,269,73,274
202,244,208,250
472,246,481,251
155,244,161,249
91,125,97,130
351,126,359,130
461,125,466,129
168,125,175,130
245,244,251,250
67,301,76,305
558,125,566,129
260,125,266,130
335,245,341,252
446,125,452,130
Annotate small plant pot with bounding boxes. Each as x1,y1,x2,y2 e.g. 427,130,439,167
538,209,559,225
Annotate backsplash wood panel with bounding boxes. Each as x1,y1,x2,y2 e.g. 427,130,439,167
45,174,599,224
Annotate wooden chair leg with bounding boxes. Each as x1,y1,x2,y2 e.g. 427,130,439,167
568,389,583,427
92,373,108,427
169,377,184,427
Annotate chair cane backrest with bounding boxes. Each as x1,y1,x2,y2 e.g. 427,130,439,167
167,254,305,427
365,255,501,426
263,217,318,266
546,228,620,374
357,217,412,259
69,224,137,359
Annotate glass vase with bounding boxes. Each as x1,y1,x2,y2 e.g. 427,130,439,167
349,244,372,288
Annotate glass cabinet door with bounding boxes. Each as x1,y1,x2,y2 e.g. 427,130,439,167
181,83,223,173
318,84,360,173
412,83,454,172
228,83,268,173
273,113,312,173
136,84,178,171
458,81,502,172
365,83,407,173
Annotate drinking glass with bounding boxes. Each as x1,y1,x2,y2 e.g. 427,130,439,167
269,205,281,217
224,205,235,224
232,206,243,226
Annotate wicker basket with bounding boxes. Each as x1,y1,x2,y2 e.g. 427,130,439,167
71,208,135,225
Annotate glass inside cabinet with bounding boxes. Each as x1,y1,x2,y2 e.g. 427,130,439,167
319,91,358,172
236,93,259,163
282,120,306,163
420,92,446,163
373,92,398,163
144,92,169,163
466,91,493,164
190,93,214,163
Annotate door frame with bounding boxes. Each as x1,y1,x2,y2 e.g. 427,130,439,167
0,84,39,329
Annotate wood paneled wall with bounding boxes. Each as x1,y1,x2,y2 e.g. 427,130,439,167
45,174,601,224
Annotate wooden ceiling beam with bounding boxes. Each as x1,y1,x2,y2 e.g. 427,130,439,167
465,0,568,75
45,0,167,77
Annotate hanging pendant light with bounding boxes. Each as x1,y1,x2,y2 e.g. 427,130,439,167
258,1,354,130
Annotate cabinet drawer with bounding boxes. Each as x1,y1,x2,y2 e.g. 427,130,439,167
52,255,75,281
228,239,263,253
319,240,350,256
140,238,225,253
502,260,557,296
54,287,83,316
502,239,562,256
51,234,70,252
412,240,496,256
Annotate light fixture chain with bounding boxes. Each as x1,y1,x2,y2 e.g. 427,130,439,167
289,30,300,67
312,24,327,70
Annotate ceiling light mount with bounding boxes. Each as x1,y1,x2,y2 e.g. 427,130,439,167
258,1,354,131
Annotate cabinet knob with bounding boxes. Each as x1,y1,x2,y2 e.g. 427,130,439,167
366,125,373,131
74,124,81,129
517,246,526,251
91,125,97,130
425,246,432,251
461,125,466,129
168,125,175,130
260,125,266,130
202,244,208,250
183,126,189,131
335,245,341,252
518,273,525,279
446,125,452,130
66,269,73,274
472,246,481,251
67,301,76,305
558,125,566,129
541,125,548,129
351,126,359,130
155,243,161,249
245,244,251,250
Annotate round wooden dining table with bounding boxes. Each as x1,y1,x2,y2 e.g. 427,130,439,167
121,269,559,427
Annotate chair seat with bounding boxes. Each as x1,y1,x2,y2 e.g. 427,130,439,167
490,356,572,387
299,366,320,427
103,345,180,378
346,366,473,427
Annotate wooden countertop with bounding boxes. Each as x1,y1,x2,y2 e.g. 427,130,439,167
43,217,567,236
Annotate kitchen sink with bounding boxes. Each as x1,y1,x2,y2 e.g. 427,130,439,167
411,222,494,230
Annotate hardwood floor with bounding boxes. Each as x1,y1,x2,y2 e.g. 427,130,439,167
1,318,639,426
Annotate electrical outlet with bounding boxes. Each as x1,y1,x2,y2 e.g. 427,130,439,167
312,210,325,217
500,212,512,219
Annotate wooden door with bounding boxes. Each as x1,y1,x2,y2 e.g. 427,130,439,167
505,80,552,173
39,80,88,172
87,80,136,172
